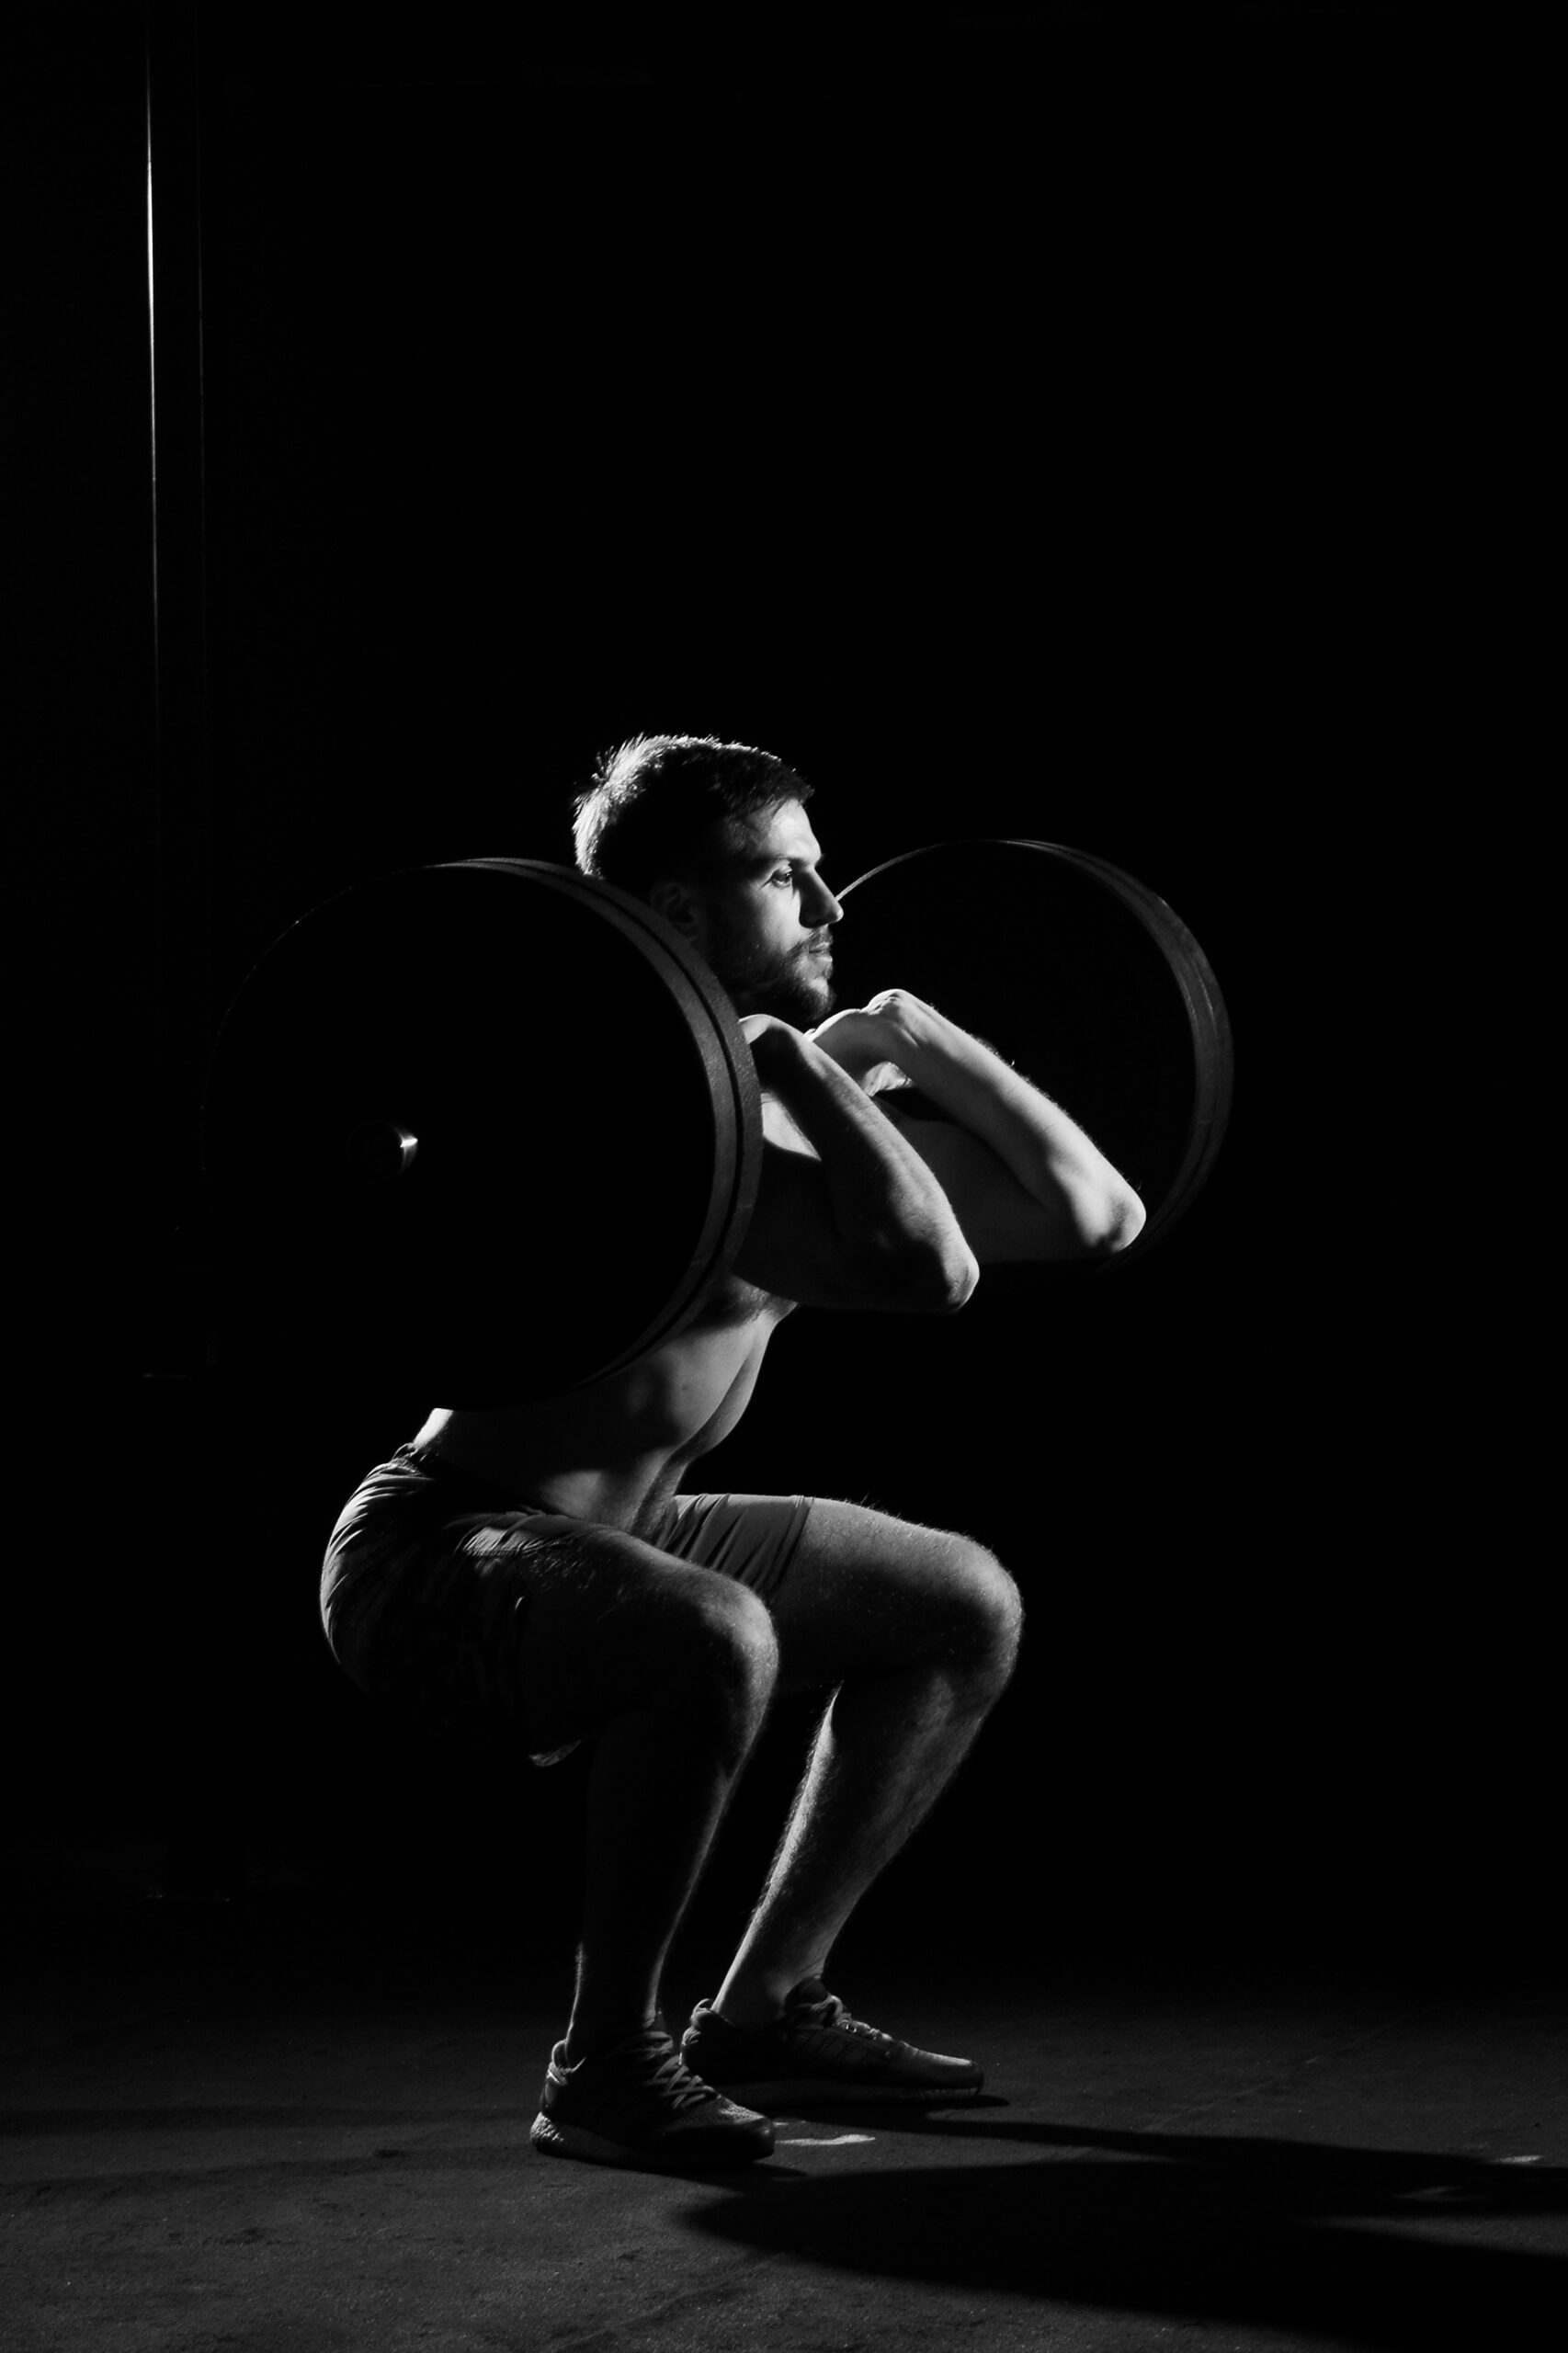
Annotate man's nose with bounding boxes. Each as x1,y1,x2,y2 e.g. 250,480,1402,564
806,877,844,927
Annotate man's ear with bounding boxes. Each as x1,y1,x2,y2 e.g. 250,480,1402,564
649,876,702,943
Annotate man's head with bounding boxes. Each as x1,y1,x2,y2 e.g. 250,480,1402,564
573,733,843,1023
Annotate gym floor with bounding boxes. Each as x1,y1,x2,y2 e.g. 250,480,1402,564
4,1848,1563,2353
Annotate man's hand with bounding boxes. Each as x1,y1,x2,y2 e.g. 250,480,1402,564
808,991,936,1094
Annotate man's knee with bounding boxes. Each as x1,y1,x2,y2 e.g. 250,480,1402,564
943,1538,1025,1679
686,1575,780,1682
643,1572,780,1725
517,1526,778,1750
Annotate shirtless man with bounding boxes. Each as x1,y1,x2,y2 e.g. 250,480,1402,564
320,734,1145,2171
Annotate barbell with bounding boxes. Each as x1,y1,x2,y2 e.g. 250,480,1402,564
202,842,1232,1406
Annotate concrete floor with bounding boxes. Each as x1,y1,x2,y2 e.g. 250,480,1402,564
3,1889,1563,2353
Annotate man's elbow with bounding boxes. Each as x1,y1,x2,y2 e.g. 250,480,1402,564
863,1235,980,1313
1083,1188,1147,1257
931,1243,982,1311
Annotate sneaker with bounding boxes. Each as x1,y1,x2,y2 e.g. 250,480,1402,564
529,2025,776,2170
681,1979,983,2109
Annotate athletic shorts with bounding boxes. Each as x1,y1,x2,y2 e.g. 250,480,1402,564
319,1443,814,1768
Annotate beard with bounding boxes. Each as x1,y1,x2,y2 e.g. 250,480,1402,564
707,909,838,1028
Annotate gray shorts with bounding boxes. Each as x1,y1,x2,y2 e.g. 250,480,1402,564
320,1444,813,1767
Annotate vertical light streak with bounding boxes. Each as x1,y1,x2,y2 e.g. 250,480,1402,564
145,55,160,673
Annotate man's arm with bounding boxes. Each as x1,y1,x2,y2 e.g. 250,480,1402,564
733,1017,980,1311
812,992,1146,1261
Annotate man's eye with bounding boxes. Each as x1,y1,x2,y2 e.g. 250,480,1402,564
771,870,793,886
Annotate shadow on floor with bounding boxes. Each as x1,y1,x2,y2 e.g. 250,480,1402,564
683,2119,1568,2350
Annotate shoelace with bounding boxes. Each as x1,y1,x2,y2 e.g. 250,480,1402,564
608,2029,721,2111
787,1993,885,2041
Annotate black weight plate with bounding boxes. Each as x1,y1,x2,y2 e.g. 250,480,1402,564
204,861,762,1404
835,839,1233,1265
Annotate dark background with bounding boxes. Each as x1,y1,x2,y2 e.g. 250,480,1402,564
11,6,1560,1972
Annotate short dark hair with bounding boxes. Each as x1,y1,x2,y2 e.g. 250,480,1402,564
572,733,813,902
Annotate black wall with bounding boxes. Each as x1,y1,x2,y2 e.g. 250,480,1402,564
13,7,1560,1963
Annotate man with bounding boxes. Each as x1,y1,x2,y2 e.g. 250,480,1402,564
320,734,1145,2172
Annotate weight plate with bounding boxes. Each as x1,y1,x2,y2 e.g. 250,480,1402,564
204,860,762,1404
835,838,1233,1265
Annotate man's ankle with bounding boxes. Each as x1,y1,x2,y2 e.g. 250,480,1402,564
712,1972,813,2031
713,1995,782,2032
562,2012,658,2065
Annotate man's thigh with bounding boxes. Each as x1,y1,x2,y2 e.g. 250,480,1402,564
336,1504,771,1768
506,1518,778,1761
762,1499,1023,1695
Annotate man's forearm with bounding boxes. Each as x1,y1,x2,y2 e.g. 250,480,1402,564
762,1031,979,1301
888,1001,1145,1249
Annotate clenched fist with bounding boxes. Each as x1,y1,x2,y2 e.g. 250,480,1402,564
808,991,935,1094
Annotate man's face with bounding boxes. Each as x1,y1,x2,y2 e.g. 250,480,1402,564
669,800,844,1026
